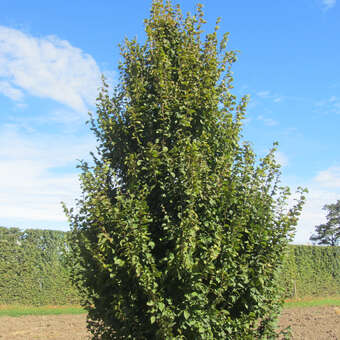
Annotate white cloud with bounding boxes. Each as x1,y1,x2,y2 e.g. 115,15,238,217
293,187,339,244
257,115,278,126
0,124,95,224
291,166,340,244
0,26,101,112
256,91,270,98
256,90,283,104
322,0,336,10
0,160,79,221
0,81,24,101
315,166,340,188
275,151,288,167
314,96,340,114
0,124,94,163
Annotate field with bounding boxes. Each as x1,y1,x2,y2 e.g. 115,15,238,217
278,306,340,339
0,299,339,339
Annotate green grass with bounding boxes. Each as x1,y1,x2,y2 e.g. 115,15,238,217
284,296,340,308
0,305,86,317
1,297,340,317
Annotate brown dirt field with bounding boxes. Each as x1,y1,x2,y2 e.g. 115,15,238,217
0,314,89,340
277,306,340,339
0,306,339,339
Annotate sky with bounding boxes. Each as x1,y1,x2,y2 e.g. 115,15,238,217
0,0,339,244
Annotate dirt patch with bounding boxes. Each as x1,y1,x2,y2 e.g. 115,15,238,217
0,306,339,339
278,306,340,339
0,314,89,340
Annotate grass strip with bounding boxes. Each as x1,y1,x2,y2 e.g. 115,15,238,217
284,296,340,308
1,297,340,317
0,305,86,317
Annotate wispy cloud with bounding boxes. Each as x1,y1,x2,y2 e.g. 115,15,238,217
293,186,339,244
0,26,101,112
0,81,24,101
9,108,87,132
322,0,336,10
257,115,278,126
315,95,340,114
315,166,340,188
0,124,95,224
256,91,270,98
275,151,288,167
290,166,340,244
256,90,283,103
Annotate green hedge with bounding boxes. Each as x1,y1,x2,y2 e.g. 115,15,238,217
280,245,340,298
0,227,79,306
0,227,339,305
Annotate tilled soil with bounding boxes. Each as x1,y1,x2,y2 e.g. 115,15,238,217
0,306,339,339
277,306,340,339
0,314,89,340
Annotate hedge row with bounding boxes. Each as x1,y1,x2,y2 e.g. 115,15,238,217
0,227,79,305
279,244,340,298
0,227,339,305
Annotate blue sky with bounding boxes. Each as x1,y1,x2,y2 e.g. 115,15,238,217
0,0,339,244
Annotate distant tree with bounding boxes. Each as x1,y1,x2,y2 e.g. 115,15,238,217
310,200,340,246
64,1,306,338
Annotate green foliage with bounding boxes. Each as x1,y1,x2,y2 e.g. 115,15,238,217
0,227,79,306
65,1,305,338
2,227,339,311
310,200,340,246
280,245,340,298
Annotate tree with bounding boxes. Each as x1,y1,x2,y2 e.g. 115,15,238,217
64,1,306,338
310,200,340,246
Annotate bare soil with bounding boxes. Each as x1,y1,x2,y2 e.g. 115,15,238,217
0,314,89,340
277,306,340,339
0,306,339,339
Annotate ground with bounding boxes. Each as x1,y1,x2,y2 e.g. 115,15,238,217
0,306,339,339
278,306,340,339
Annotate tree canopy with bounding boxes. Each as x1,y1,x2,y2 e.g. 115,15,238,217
64,1,306,338
310,200,340,246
